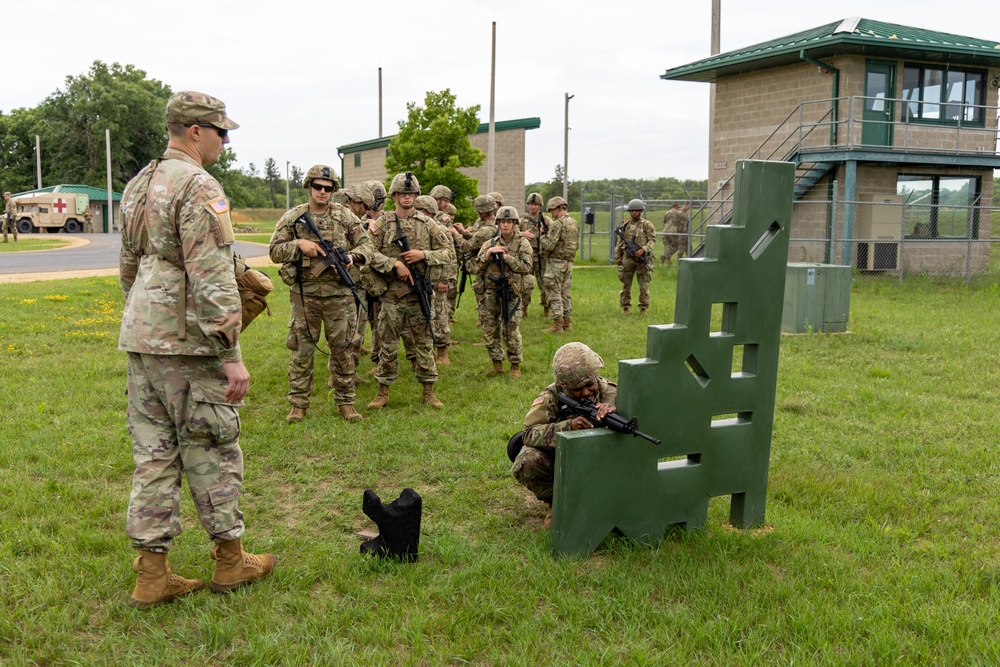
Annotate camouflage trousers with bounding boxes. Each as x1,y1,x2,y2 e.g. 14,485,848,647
481,288,523,363
126,352,244,553
661,229,686,263
1,216,17,241
510,445,554,504
286,292,358,407
352,286,369,365
432,280,455,347
376,294,438,385
618,259,652,310
541,258,573,320
523,252,546,309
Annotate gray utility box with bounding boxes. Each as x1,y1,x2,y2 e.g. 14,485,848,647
781,263,851,333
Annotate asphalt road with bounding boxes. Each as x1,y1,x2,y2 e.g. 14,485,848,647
0,234,271,279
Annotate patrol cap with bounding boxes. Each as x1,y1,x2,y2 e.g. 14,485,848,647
389,172,421,195
473,194,497,214
627,198,646,211
496,206,520,221
429,185,453,201
488,192,504,206
552,342,604,390
414,195,439,216
165,91,239,130
525,192,543,207
546,196,568,211
345,183,375,209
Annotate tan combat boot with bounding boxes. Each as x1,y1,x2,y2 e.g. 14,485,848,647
367,384,390,409
543,318,564,334
543,306,551,318
209,538,276,593
522,304,529,317
129,551,204,608
509,363,521,378
640,308,647,317
435,347,450,365
622,308,630,316
287,406,307,423
486,360,505,377
421,383,443,408
338,404,364,422
563,316,572,331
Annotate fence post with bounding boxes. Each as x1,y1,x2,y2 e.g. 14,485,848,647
965,203,974,286
899,200,906,286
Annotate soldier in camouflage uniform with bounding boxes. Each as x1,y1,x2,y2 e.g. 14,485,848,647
614,198,656,315
476,205,532,377
83,206,95,233
337,183,376,381
661,202,690,266
429,185,453,225
2,192,17,243
366,172,455,409
270,165,372,423
540,196,579,333
361,180,388,369
519,192,550,317
415,195,457,366
511,342,617,523
451,194,498,329
118,91,275,608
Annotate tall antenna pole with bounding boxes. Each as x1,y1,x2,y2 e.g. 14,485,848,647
563,93,573,200
378,67,383,138
487,21,497,193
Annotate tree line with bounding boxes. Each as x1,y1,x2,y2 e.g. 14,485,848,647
526,166,708,211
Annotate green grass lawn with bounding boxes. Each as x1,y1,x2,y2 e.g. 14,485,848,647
2,269,1000,665
0,237,73,253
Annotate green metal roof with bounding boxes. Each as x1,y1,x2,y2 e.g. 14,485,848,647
662,18,1000,83
337,116,540,154
14,184,122,201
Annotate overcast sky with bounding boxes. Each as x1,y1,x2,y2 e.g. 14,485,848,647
3,1,994,185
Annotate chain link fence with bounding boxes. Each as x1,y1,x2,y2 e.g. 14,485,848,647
576,195,1000,288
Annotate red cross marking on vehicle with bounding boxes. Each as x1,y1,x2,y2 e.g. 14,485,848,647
52,198,68,213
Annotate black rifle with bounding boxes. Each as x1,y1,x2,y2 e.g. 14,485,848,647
556,392,661,444
615,224,649,266
296,211,366,312
488,244,520,335
456,252,470,309
392,221,438,347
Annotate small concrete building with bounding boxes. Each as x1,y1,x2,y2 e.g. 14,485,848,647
662,18,1000,275
337,117,541,205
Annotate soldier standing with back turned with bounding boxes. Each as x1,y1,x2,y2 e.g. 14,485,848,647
2,192,17,243
118,91,275,608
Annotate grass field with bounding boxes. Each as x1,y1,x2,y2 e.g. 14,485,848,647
2,267,1000,665
0,238,73,253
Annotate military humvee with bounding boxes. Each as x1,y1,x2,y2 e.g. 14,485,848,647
13,192,90,233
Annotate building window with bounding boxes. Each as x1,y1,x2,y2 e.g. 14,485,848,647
901,65,984,124
897,174,980,238
354,154,361,168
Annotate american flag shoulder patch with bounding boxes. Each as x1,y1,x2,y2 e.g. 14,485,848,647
208,197,230,214
531,395,545,407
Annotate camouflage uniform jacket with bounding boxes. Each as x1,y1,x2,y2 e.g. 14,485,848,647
118,148,242,363
540,213,580,261
519,212,553,253
662,209,688,233
474,230,532,293
522,378,617,449
268,202,372,297
368,210,455,296
5,198,16,220
428,229,458,283
460,219,497,278
614,217,657,263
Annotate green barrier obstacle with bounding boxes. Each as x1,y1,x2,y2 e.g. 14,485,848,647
551,160,794,557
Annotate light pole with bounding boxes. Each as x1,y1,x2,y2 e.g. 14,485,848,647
286,161,290,209
563,93,574,201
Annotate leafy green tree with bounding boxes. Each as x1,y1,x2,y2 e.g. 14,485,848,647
385,89,484,222
0,107,44,193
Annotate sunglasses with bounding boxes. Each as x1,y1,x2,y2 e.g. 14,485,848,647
184,123,228,139
311,183,335,193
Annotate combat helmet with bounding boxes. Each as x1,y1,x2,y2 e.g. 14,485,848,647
304,164,339,190
546,196,568,211
364,180,387,210
389,171,421,195
496,205,520,221
345,183,375,209
552,342,604,390
525,192,543,207
414,195,439,217
627,198,646,211
488,192,504,206
429,185,453,201
473,194,497,214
